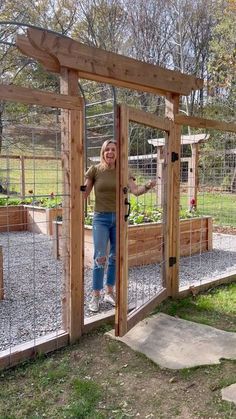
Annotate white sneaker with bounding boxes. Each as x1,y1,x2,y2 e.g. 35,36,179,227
104,292,116,306
89,296,100,312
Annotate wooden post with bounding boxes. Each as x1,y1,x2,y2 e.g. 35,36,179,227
188,143,199,209
115,104,129,337
156,147,163,207
60,68,84,343
163,94,181,297
207,217,213,252
0,246,3,300
20,155,25,199
52,221,60,259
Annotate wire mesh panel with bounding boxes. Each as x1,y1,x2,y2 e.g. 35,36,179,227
0,102,67,363
79,80,116,161
79,81,116,318
126,121,166,314
179,129,236,291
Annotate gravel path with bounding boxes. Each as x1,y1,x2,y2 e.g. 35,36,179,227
0,231,235,351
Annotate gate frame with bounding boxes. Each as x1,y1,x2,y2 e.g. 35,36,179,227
115,105,177,336
0,83,84,369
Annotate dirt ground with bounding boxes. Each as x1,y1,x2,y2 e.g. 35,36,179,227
1,284,236,418
0,327,236,418
59,330,236,418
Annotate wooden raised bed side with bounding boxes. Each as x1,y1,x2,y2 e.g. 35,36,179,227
0,205,27,232
24,205,62,235
0,205,62,235
53,216,213,268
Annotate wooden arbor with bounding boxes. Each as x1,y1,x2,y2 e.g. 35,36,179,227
149,133,210,208
0,27,236,367
15,27,205,336
16,29,236,328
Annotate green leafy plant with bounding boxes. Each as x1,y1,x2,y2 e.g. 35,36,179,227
0,196,62,208
128,199,163,225
83,198,200,226
85,212,94,226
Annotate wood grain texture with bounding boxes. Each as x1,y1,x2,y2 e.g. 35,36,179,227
22,28,203,96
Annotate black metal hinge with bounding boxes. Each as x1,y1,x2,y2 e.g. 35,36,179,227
169,257,176,267
171,152,179,162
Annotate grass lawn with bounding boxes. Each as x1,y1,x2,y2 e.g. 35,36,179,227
180,192,236,227
137,191,236,227
0,283,235,418
154,283,236,332
0,157,62,197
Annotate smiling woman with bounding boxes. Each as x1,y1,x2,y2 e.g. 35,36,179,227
83,140,156,313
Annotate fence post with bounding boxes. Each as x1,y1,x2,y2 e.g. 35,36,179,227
20,155,25,198
163,94,181,298
0,246,3,300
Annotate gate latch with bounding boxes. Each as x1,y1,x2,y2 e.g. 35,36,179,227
171,152,179,162
169,257,177,267
124,198,131,221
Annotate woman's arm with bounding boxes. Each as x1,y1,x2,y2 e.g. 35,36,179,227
128,178,156,196
83,177,94,199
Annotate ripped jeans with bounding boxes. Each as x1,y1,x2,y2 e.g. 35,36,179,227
92,212,116,291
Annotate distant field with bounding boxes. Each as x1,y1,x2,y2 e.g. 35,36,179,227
0,156,62,197
181,192,236,227
0,156,235,227
136,191,236,227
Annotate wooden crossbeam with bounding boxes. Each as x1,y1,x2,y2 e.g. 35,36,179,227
175,114,236,133
0,155,60,160
128,107,171,131
0,84,82,110
16,28,203,97
17,35,59,73
0,331,68,370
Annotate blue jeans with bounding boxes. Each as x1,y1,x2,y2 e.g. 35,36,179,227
92,212,116,291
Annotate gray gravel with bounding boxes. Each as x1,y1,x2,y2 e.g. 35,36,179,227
0,231,235,351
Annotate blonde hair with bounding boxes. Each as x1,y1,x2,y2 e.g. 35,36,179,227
99,140,117,170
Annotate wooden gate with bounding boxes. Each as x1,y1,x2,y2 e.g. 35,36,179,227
115,104,178,336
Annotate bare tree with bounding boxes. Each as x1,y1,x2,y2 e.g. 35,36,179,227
73,0,128,52
167,0,215,114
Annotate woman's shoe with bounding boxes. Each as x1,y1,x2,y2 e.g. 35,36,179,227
89,296,100,312
104,292,116,306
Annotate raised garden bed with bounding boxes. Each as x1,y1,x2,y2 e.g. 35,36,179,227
0,205,27,232
53,216,213,268
24,205,62,235
0,205,62,236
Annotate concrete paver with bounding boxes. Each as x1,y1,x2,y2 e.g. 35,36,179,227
107,313,236,404
221,383,236,406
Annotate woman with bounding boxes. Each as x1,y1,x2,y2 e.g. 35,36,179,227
84,140,156,312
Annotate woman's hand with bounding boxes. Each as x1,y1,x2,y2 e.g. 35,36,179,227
83,177,93,198
145,179,156,191
128,177,156,196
